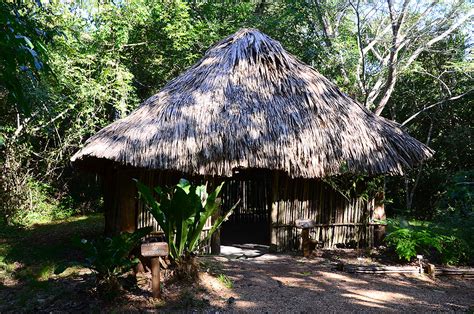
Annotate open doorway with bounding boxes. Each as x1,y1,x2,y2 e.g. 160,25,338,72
220,170,272,245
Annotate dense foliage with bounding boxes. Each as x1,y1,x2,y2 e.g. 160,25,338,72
385,213,474,265
0,1,472,264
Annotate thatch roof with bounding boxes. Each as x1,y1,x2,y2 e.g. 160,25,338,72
71,28,433,178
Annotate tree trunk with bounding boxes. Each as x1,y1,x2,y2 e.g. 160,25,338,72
211,209,221,255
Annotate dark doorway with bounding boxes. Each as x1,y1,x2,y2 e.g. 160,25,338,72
220,170,272,245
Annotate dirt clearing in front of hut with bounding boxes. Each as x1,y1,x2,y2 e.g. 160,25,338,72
1,219,472,313
195,246,474,312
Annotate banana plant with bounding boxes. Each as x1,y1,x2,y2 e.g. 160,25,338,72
136,179,236,261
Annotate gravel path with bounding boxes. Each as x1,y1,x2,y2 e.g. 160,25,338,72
200,246,474,312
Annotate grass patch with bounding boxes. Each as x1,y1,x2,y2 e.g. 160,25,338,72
0,213,103,283
0,213,103,310
7,180,79,226
200,259,224,274
216,273,233,289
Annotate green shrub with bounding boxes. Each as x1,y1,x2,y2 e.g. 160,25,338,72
74,227,151,298
385,219,442,261
436,170,473,216
434,213,474,265
385,216,473,265
136,179,237,279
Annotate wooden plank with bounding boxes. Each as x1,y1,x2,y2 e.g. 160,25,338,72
435,267,474,276
343,265,420,274
274,222,385,228
141,242,169,257
295,219,316,228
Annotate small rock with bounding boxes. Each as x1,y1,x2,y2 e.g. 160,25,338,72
227,297,235,304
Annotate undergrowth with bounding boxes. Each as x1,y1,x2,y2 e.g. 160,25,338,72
217,274,233,289
385,214,474,265
6,180,77,226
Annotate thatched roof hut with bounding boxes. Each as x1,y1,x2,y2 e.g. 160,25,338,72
72,28,432,251
72,28,432,178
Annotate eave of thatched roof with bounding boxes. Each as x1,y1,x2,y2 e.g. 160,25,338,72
71,28,433,178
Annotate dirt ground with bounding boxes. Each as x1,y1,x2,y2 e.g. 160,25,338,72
2,244,473,312
196,247,474,312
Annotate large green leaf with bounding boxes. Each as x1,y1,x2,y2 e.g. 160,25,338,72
188,182,225,251
199,199,239,248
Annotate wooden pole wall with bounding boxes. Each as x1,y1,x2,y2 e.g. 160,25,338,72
110,168,381,252
103,168,137,236
268,174,377,251
270,172,279,252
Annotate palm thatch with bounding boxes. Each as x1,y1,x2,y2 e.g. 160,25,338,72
71,28,433,178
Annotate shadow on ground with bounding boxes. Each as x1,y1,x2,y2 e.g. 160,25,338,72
201,246,474,312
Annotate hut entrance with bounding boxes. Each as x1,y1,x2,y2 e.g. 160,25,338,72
220,170,272,245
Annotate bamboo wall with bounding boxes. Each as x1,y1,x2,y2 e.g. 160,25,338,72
270,175,375,251
219,171,375,251
106,168,377,253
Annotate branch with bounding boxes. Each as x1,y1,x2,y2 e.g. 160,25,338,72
372,0,411,115
407,118,433,209
362,24,391,55
369,46,384,62
402,9,474,71
401,90,473,126
351,0,368,100
418,70,452,97
31,107,72,133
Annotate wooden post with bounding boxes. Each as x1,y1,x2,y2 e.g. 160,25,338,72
211,209,221,255
373,191,386,246
296,219,317,257
102,169,138,236
301,228,311,257
142,242,169,299
210,178,221,255
117,170,137,234
151,257,161,298
102,169,118,236
270,172,279,252
426,263,436,279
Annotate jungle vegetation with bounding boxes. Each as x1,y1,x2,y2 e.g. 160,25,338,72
0,1,472,262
